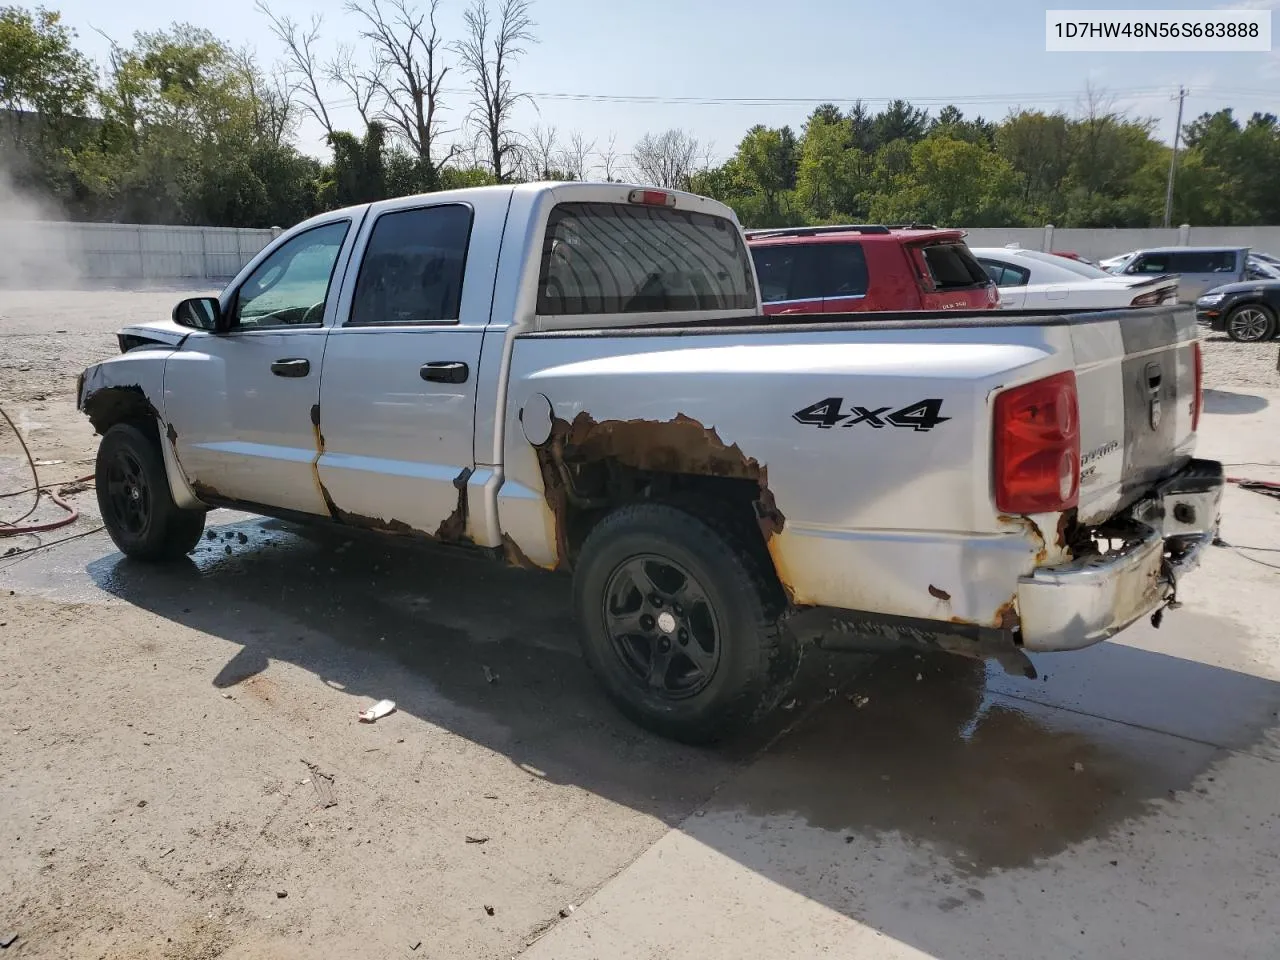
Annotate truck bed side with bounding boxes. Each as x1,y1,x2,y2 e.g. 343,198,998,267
496,306,1199,632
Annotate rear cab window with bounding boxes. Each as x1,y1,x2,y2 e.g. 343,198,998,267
537,202,756,315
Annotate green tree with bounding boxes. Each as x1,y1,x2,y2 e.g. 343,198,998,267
0,5,97,199
795,115,869,221
319,122,389,208
868,136,1026,226
731,124,800,223
995,110,1071,220
873,98,929,145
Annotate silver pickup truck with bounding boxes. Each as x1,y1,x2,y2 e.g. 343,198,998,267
77,182,1224,743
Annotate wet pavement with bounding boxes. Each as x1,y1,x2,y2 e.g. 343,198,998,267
4,425,1280,957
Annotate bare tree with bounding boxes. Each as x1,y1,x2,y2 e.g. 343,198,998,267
257,0,334,139
345,0,455,179
454,0,536,182
599,132,621,182
529,122,558,178
328,42,380,130
631,128,700,189
235,49,297,147
561,129,596,181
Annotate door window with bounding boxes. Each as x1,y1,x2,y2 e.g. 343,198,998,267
977,258,1031,287
348,204,474,325
1173,250,1238,273
823,243,869,297
1129,254,1171,274
750,245,824,303
233,221,350,329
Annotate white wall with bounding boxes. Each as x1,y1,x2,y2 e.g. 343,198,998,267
0,220,277,287
961,224,1280,262
1,218,1278,287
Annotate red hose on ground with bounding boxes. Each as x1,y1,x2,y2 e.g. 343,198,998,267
0,402,87,536
0,488,80,536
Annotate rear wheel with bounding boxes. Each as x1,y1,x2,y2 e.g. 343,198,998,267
1225,304,1277,342
572,503,798,744
96,422,206,561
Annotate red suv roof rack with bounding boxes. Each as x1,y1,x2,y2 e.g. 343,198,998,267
744,224,893,239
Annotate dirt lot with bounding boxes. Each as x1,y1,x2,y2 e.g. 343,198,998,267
2,290,1280,959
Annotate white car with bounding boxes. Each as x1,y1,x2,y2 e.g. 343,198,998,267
972,248,1178,310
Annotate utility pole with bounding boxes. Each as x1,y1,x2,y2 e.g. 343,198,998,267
1163,85,1187,228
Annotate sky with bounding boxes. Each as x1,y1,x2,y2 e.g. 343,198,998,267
45,0,1280,170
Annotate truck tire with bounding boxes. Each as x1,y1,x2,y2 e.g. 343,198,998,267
1225,304,1276,342
96,422,206,561
572,502,798,744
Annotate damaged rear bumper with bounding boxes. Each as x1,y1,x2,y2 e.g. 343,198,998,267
1017,458,1224,652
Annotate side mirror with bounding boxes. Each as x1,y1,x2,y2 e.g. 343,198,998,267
172,297,224,332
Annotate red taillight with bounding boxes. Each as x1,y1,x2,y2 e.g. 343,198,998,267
628,189,676,207
1130,290,1162,306
1191,340,1203,432
994,371,1080,514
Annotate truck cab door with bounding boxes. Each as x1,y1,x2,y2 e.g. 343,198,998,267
164,219,355,514
314,200,491,540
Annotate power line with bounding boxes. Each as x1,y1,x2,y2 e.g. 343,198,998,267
317,83,1277,111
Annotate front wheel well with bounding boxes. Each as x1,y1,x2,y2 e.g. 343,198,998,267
83,385,161,439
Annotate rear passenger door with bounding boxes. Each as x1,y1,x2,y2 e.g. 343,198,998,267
315,200,493,539
820,243,871,313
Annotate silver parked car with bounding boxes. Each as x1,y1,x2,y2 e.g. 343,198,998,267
1107,246,1250,302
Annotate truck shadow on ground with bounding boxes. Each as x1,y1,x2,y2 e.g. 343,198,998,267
1203,388,1269,415
87,513,1280,957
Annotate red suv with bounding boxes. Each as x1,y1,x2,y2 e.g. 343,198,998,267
746,224,998,316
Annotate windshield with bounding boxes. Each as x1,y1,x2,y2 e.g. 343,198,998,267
537,201,757,315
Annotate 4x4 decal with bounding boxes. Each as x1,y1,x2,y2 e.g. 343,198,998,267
792,397,950,432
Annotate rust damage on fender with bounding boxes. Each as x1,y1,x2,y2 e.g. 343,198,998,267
81,383,160,436
190,479,224,502
433,468,473,542
999,512,1048,564
501,533,541,570
927,584,952,603
532,411,787,576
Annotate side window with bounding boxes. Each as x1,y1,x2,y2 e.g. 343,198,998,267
348,204,473,326
1131,255,1169,274
1168,252,1212,272
1001,263,1030,286
977,259,1029,287
234,221,350,329
750,245,823,302
823,243,869,297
